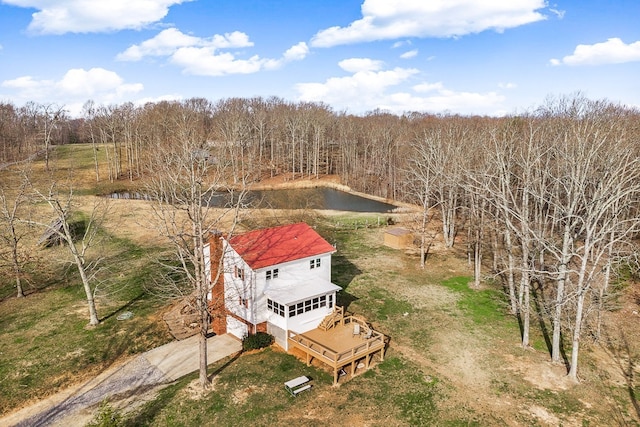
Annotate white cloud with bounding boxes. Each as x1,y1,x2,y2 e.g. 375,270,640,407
1,75,53,101
1,68,143,115
134,93,183,106
498,82,517,89
118,28,308,76
3,0,190,34
550,38,640,66
381,90,505,115
295,59,504,115
400,49,418,59
171,48,266,76
338,58,384,73
282,42,309,62
413,82,444,92
392,40,412,48
296,65,418,107
117,28,253,61
311,0,547,47
56,68,143,97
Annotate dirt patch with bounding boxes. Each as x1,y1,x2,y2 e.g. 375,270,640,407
250,174,344,190
527,405,562,425
182,377,216,401
503,352,572,391
231,385,265,405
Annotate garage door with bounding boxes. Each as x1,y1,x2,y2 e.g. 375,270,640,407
267,323,287,350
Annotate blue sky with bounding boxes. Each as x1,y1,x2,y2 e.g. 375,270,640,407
1,0,639,117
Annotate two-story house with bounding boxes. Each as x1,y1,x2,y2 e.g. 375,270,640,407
205,222,340,350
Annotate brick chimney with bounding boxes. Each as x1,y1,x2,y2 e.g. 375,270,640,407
208,230,227,335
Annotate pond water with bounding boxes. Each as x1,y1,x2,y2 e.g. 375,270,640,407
109,187,397,213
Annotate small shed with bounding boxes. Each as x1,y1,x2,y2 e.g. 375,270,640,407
383,227,413,250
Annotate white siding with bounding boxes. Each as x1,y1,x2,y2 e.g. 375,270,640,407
286,297,336,333
226,316,248,340
224,247,257,324
222,235,337,341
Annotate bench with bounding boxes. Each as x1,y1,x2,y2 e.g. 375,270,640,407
284,375,311,397
293,384,311,395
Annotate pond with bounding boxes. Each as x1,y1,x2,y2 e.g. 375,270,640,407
109,187,397,213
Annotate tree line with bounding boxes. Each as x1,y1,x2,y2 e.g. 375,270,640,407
2,93,640,382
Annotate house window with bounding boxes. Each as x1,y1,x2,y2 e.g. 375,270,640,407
266,268,279,280
286,295,332,317
234,266,245,280
238,297,248,308
310,258,321,269
267,298,285,317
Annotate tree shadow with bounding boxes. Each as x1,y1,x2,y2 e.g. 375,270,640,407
331,252,361,311
99,292,146,322
531,279,552,353
530,278,569,370
601,330,640,422
121,379,184,427
208,350,242,381
121,351,242,426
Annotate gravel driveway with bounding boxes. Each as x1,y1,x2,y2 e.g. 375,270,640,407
1,334,242,427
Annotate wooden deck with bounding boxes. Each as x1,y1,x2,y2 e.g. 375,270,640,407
288,314,386,385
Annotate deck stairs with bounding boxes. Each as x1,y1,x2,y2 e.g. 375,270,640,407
318,306,344,331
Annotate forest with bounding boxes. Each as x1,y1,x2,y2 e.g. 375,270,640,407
2,92,640,387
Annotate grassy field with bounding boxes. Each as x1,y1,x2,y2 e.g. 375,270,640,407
0,145,171,414
0,231,172,415
1,145,640,426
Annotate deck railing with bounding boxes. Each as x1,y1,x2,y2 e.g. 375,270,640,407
288,324,385,366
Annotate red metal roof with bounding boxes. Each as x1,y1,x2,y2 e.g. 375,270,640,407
228,222,336,270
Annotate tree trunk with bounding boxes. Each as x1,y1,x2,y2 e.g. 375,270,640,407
473,238,482,287
552,225,572,364
504,230,517,314
69,245,100,326
568,290,586,382
12,246,24,298
199,310,209,387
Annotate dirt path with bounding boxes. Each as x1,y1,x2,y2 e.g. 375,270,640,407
0,334,241,427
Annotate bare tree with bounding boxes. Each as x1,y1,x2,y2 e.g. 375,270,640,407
37,103,66,171
407,130,440,268
0,170,33,298
146,101,245,388
477,115,551,347
31,176,109,326
563,108,640,381
81,100,102,182
428,118,468,249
